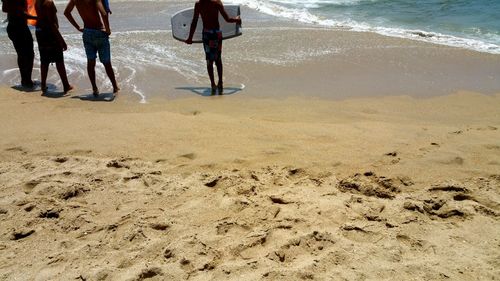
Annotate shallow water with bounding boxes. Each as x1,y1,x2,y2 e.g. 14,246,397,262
229,0,500,54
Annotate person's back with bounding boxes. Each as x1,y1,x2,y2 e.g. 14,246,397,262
34,0,72,94
73,0,102,30
3,0,26,24
186,0,241,94
35,0,57,30
65,0,118,96
198,0,221,30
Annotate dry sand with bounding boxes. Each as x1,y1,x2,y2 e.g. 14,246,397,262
0,83,499,280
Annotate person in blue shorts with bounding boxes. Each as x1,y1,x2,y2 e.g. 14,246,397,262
185,0,241,94
64,0,119,97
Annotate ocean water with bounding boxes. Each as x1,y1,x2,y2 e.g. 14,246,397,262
229,0,500,54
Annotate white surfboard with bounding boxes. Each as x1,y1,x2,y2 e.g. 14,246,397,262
171,5,242,43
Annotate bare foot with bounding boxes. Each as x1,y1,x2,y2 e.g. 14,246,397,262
41,84,48,95
113,86,120,94
93,88,99,97
64,85,74,94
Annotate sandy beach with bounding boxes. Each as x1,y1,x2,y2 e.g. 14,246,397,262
0,84,499,280
1,1,500,280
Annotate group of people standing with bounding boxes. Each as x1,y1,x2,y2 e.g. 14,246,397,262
2,0,118,97
3,0,241,98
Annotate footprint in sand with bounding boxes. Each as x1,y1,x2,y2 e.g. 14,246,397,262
23,179,40,194
179,153,196,160
338,172,403,199
266,231,336,264
484,144,500,150
106,159,130,169
437,156,465,165
340,225,382,243
10,229,35,240
216,220,250,235
4,146,26,153
476,126,498,131
396,234,428,249
135,267,163,280
52,156,69,163
39,209,60,219
70,149,93,155
402,183,488,219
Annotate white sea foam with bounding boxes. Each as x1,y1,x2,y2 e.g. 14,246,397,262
228,0,500,54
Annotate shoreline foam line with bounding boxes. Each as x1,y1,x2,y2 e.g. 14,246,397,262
229,0,500,55
123,66,147,104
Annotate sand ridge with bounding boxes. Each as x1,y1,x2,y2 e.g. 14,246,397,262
0,150,498,280
0,87,499,280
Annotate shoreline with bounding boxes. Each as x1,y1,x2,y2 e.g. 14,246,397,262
2,3,500,102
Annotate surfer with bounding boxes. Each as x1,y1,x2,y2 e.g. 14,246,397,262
2,0,36,88
185,0,241,94
35,0,73,94
64,0,119,97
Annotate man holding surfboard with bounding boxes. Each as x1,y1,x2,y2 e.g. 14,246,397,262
2,0,37,88
185,0,241,94
64,0,119,97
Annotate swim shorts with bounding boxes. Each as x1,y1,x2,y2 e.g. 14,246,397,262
35,28,64,65
202,29,222,61
82,28,111,64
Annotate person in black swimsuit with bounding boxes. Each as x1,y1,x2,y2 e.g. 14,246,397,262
35,0,73,94
2,0,36,88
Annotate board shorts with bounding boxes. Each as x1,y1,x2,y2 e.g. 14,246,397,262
35,28,64,65
202,29,222,61
82,28,111,64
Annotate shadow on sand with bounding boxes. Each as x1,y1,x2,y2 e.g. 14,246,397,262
11,83,69,99
175,85,244,97
71,93,115,102
39,84,69,99
11,81,42,93
41,91,69,99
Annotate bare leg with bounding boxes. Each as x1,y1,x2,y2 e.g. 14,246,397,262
215,58,223,94
55,61,73,93
40,63,49,94
87,59,98,96
206,60,216,94
103,62,119,93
